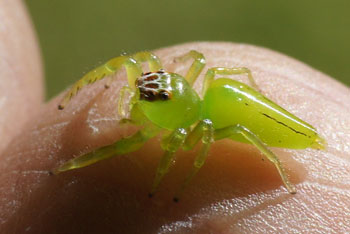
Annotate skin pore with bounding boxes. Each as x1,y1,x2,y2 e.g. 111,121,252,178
1,1,350,233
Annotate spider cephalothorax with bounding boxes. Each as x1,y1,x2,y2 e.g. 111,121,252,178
136,70,172,101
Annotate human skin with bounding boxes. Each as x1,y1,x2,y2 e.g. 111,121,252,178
1,2,350,234
0,0,43,153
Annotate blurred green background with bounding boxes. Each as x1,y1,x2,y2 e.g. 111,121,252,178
26,0,350,99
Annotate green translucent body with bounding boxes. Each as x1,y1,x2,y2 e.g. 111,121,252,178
54,50,326,199
139,75,322,149
202,78,320,149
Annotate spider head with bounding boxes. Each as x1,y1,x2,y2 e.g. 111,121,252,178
135,71,201,130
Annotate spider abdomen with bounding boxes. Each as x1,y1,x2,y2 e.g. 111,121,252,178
202,78,323,149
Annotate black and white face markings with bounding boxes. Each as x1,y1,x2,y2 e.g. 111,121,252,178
136,70,173,102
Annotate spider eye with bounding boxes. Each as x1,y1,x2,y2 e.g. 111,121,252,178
140,90,157,101
159,90,171,101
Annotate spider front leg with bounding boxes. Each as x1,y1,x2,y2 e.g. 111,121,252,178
149,128,187,197
58,51,163,110
203,67,260,96
117,86,134,119
174,119,214,202
132,51,163,72
51,124,160,174
174,50,206,86
58,55,143,110
214,124,296,194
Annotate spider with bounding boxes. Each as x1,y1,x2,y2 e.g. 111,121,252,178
52,50,326,201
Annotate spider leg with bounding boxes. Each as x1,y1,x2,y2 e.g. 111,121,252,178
59,51,163,110
117,85,134,119
214,124,296,194
58,55,142,110
149,128,187,197
174,119,214,202
51,124,160,174
132,51,163,72
203,67,260,96
174,50,206,86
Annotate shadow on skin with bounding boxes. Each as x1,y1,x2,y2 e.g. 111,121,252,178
4,94,305,233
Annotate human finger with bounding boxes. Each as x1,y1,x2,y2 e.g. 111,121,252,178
0,42,349,233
